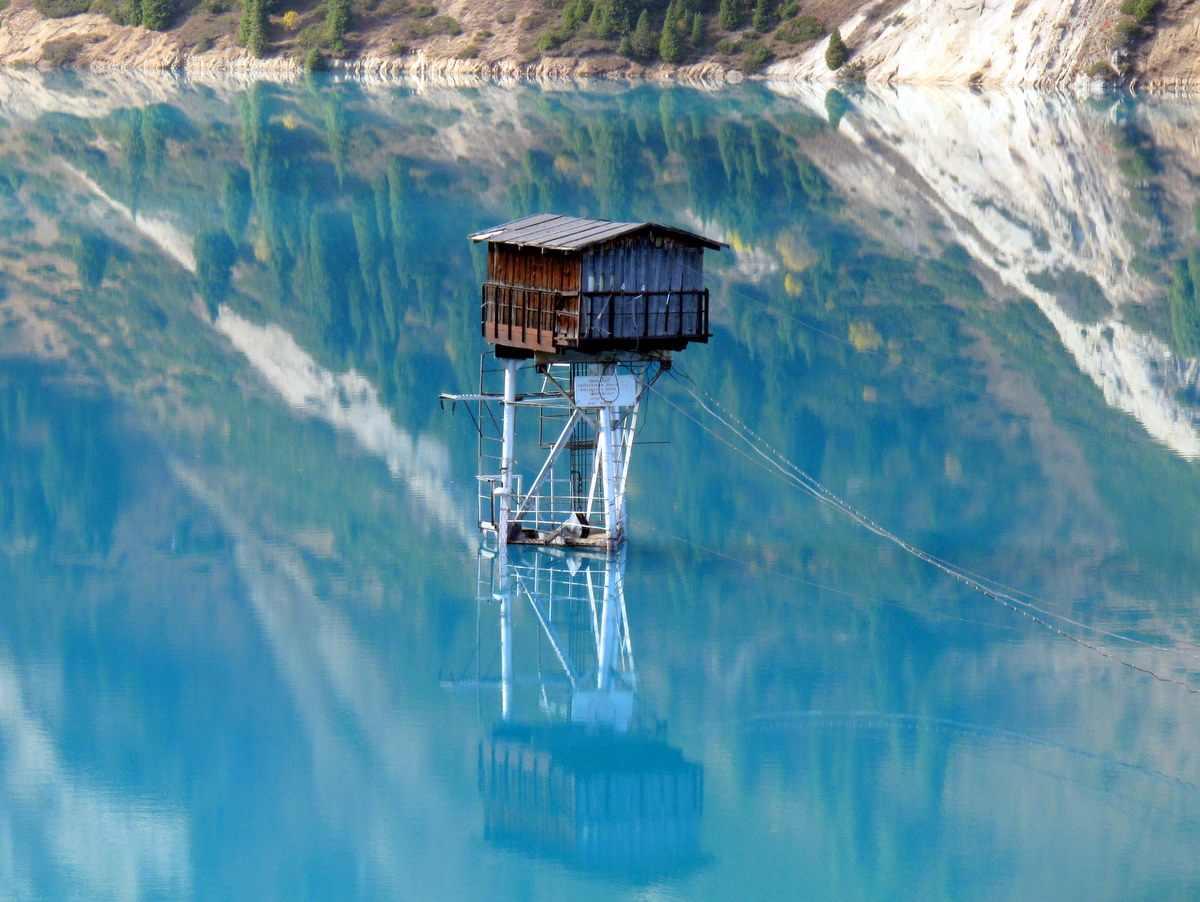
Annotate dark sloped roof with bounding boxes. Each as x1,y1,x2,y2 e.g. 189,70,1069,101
468,213,726,251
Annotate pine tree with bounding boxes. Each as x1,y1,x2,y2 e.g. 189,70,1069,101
249,5,268,56
140,0,170,29
632,9,655,58
718,0,740,30
589,0,613,38
563,0,581,28
237,0,252,42
660,14,684,62
825,26,847,69
610,0,636,32
116,0,139,25
751,0,774,33
663,0,681,28
327,0,350,52
238,0,268,56
690,10,704,45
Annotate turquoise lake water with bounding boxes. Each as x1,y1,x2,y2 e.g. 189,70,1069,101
2,71,1200,899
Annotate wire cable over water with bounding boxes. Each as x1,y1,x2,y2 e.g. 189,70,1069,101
653,367,1200,695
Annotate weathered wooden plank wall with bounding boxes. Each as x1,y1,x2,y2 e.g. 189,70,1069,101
481,230,709,352
579,237,705,341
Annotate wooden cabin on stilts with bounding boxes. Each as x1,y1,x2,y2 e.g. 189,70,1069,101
442,213,725,553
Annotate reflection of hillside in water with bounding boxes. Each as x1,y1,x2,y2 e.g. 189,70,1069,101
769,85,1200,457
0,656,191,899
6,69,1200,606
0,357,1196,899
0,85,476,565
634,543,1200,901
0,371,190,897
12,69,1200,459
5,71,1200,616
214,307,475,549
171,460,488,899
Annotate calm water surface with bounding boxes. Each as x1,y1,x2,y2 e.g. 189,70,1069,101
1,71,1200,900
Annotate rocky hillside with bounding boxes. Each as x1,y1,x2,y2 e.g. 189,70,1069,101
0,0,1198,87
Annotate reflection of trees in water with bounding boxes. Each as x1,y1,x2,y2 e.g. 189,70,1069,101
4,77,1200,895
0,364,121,557
1168,249,1200,357
481,86,1008,559
94,104,189,215
233,83,470,430
21,83,986,479
71,228,110,292
14,79,1200,603
194,229,235,313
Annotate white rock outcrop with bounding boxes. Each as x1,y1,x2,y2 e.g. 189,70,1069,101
768,0,1114,86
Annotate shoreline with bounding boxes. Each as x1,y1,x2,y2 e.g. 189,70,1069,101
7,46,1200,94
10,51,1197,94
1,0,1199,93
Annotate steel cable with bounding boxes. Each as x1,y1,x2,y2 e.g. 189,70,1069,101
652,367,1200,695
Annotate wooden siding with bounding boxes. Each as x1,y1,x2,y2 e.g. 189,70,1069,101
489,245,581,293
580,237,701,294
481,231,710,354
579,237,704,341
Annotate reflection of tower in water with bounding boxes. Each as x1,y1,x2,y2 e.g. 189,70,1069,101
467,548,704,878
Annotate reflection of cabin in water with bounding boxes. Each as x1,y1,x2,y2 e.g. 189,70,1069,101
463,551,706,876
469,214,726,356
481,724,704,877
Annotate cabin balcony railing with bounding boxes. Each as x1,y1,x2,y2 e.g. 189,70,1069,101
482,282,710,352
482,284,578,353
578,288,709,344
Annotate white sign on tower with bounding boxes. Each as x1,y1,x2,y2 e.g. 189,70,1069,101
574,373,637,407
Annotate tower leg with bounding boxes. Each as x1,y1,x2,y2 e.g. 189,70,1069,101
614,399,639,540
451,355,658,549
597,403,622,551
497,357,519,546
596,550,622,691
498,578,513,722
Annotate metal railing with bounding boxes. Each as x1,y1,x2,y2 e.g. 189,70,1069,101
481,283,710,350
481,284,579,351
477,472,607,542
579,289,709,343
475,360,609,543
